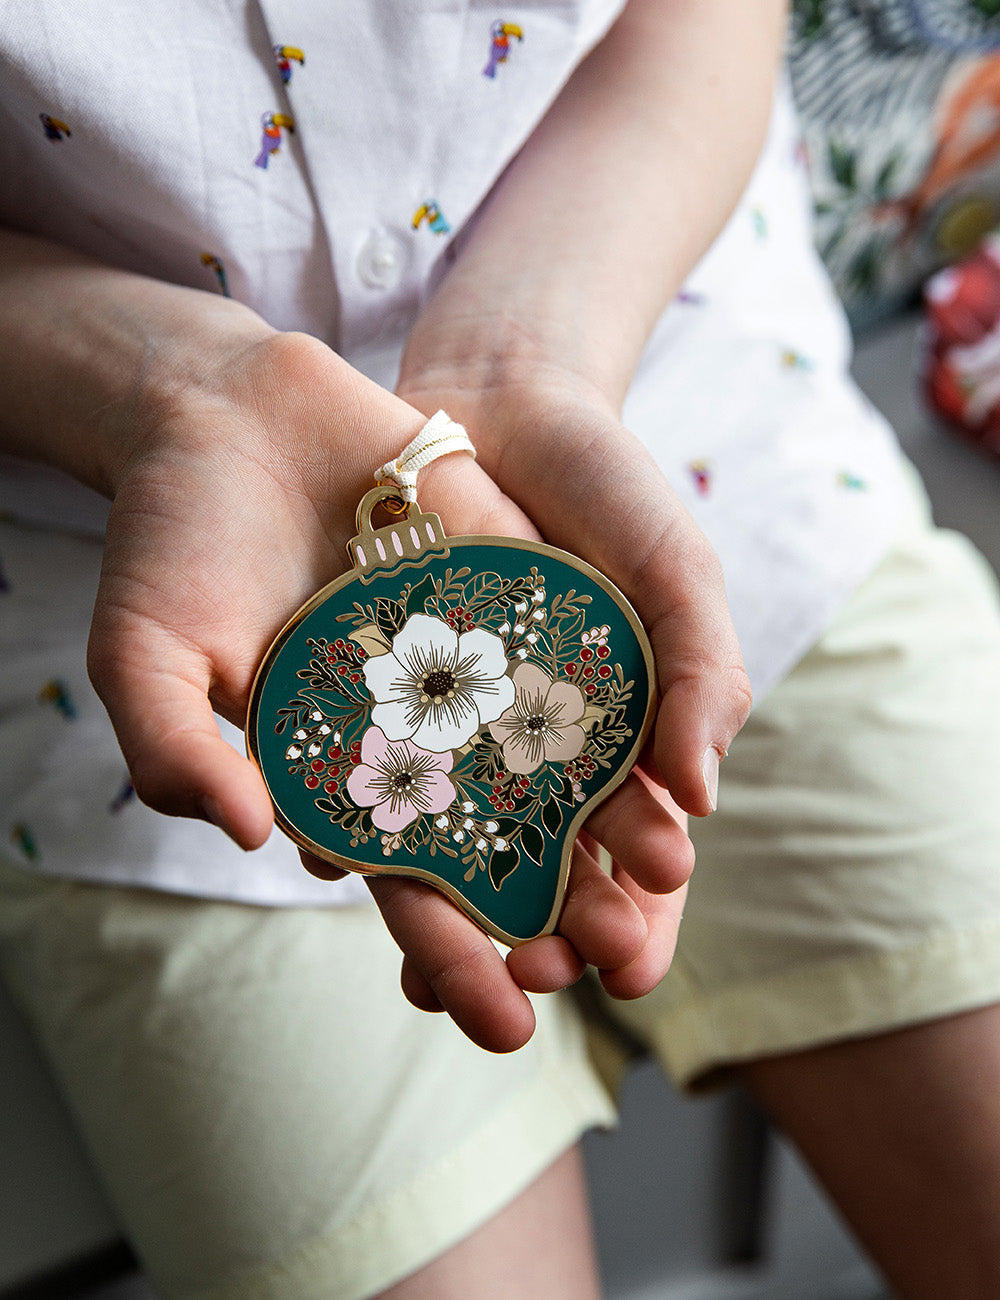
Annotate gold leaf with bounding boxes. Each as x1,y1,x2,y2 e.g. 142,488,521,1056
351,623,391,657
581,703,606,732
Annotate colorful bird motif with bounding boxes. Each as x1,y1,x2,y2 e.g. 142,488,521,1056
38,679,76,719
273,44,305,85
200,252,230,297
109,778,136,814
254,111,295,169
10,824,38,862
689,460,713,496
483,20,524,78
39,114,71,141
412,200,451,234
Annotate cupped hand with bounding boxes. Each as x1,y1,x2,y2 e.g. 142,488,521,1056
388,311,753,1048
85,312,691,1053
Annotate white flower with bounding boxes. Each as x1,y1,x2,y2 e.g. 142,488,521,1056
362,613,514,752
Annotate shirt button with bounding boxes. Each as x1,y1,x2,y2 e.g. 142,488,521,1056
356,228,406,290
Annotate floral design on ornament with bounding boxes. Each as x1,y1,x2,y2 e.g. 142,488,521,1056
346,727,456,832
276,567,640,890
491,663,586,774
362,613,514,752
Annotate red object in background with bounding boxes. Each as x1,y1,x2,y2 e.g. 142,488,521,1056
923,237,1000,457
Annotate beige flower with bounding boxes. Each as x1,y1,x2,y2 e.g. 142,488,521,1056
492,663,587,775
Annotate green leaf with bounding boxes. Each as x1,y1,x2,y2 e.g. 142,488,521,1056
374,597,406,639
405,574,437,618
827,139,856,191
488,844,520,891
541,796,563,838
519,823,545,865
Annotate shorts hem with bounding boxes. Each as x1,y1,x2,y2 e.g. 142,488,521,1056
195,1040,615,1300
646,917,1000,1092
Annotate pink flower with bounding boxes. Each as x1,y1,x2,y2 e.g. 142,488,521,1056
346,726,457,832
491,662,587,775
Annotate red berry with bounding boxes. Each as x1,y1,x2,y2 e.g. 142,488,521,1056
311,759,325,773
597,664,612,678
505,800,514,811
579,647,594,662
585,685,596,695
328,746,341,759
597,645,610,658
324,780,338,793
349,673,360,682
565,663,577,676
305,775,319,789
583,665,594,679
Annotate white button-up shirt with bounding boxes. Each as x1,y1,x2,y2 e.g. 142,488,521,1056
0,2,909,903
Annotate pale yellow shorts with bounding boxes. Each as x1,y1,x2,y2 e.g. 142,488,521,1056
3,464,1000,1298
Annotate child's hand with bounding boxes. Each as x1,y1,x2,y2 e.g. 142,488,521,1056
387,336,752,1049
83,315,694,1052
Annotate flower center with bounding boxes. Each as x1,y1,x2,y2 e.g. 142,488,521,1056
390,771,415,791
524,713,548,735
421,669,456,703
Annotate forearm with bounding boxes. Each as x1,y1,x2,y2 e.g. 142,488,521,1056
0,227,274,496
401,0,787,408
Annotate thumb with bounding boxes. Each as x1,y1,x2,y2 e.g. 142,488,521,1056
481,415,752,814
87,619,273,849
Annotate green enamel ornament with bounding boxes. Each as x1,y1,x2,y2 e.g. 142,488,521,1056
247,487,656,945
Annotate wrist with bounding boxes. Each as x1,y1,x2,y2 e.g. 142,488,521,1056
0,228,277,498
397,295,626,428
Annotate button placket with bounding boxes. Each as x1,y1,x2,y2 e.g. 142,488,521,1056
356,226,408,290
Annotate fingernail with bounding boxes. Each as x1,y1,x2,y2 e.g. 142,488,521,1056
701,747,720,812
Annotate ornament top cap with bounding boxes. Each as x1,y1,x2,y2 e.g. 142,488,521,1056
347,485,450,585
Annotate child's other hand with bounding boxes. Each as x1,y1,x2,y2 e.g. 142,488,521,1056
386,349,751,1049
